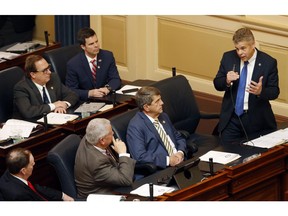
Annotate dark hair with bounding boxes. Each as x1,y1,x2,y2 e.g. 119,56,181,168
77,27,96,45
135,86,161,111
6,148,31,174
24,54,43,78
232,28,255,44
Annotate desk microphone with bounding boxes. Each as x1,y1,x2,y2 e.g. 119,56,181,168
43,113,48,131
172,67,176,77
112,90,116,107
44,31,49,46
149,183,154,201
209,158,214,176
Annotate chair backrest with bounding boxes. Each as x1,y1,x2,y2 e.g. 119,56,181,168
110,108,139,144
151,75,201,134
43,44,82,84
47,134,81,199
0,66,24,123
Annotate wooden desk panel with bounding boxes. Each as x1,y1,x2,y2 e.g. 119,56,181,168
0,43,61,71
0,127,66,188
62,103,135,135
225,146,286,200
158,172,230,201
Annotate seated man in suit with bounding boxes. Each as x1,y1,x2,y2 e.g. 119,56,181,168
13,54,79,122
66,27,121,101
74,118,136,198
126,86,187,169
0,148,74,201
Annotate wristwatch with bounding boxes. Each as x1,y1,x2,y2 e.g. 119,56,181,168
105,84,112,92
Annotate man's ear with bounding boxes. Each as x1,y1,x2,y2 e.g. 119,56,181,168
143,104,150,112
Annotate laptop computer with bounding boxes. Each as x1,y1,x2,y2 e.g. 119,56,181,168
166,158,203,189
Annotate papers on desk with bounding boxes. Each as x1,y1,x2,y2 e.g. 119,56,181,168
98,104,114,112
199,150,241,165
6,42,39,53
116,85,141,96
37,113,79,125
0,51,20,60
130,183,175,197
87,194,124,202
74,102,105,113
243,128,288,149
0,119,38,140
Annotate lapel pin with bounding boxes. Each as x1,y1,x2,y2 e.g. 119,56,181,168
99,59,102,62
51,87,54,90
258,63,261,67
98,66,100,69
162,121,165,124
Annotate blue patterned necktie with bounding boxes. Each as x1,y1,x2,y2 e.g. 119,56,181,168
42,86,50,104
235,61,249,116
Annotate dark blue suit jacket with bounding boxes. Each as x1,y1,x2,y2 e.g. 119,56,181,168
126,112,187,169
213,49,280,136
66,49,121,101
0,170,62,201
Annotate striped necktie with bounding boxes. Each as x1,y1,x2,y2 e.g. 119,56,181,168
153,119,174,156
90,59,97,82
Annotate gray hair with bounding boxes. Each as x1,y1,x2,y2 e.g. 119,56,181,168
85,118,111,144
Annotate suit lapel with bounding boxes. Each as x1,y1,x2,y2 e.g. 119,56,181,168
80,52,96,88
27,78,43,104
251,51,263,82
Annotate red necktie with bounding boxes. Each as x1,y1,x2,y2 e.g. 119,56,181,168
28,181,48,201
90,59,97,82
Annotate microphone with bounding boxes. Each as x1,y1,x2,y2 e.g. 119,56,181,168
172,67,176,77
112,90,116,107
228,63,254,147
230,64,236,86
209,158,214,176
43,113,48,131
44,31,49,46
149,183,154,201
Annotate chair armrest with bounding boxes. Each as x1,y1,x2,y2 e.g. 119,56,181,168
200,112,220,119
135,162,157,176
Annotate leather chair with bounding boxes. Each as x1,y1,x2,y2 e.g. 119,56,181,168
110,108,157,178
43,44,82,84
47,134,84,200
0,66,24,123
151,75,220,158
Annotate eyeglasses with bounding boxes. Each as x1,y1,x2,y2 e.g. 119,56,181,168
37,64,51,74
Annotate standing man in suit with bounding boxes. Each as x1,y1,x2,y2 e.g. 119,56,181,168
74,118,135,198
13,54,79,122
66,27,121,101
126,86,187,169
213,27,280,144
0,148,74,201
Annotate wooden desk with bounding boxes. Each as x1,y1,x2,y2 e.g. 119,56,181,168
0,127,66,188
157,171,229,201
0,43,61,71
156,145,286,201
62,103,135,135
225,145,286,200
282,143,288,200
